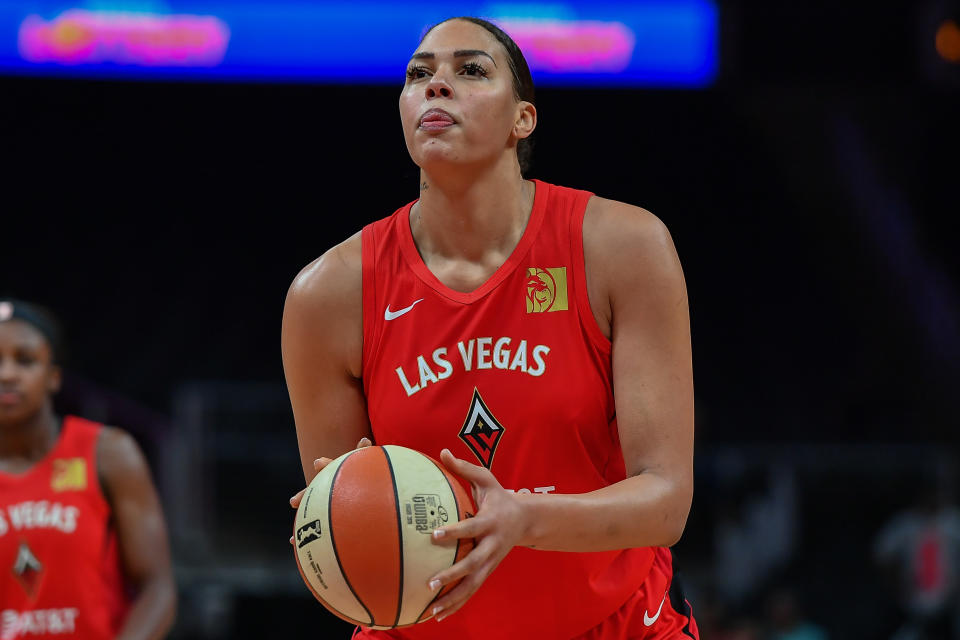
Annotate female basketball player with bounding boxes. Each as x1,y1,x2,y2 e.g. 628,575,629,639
0,300,176,639
284,16,697,639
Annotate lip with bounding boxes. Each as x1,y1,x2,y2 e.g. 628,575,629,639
0,391,22,406
419,108,456,130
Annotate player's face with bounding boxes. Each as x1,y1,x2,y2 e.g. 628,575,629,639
399,20,526,172
0,321,60,427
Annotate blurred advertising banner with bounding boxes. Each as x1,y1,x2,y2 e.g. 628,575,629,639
0,0,717,86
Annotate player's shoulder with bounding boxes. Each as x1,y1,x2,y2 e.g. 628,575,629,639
95,426,150,486
584,195,671,247
286,231,363,312
583,195,678,273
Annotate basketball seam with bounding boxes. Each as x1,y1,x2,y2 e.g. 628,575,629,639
381,446,405,629
415,456,465,622
328,451,376,627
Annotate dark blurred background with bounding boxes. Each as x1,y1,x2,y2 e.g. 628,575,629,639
2,1,959,638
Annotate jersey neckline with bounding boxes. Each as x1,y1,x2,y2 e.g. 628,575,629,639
0,416,71,481
396,178,548,305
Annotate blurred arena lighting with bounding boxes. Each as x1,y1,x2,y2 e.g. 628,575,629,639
18,10,230,67
921,1,960,86
0,0,718,86
935,19,960,62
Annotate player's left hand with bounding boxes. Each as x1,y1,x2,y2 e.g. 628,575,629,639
426,448,531,622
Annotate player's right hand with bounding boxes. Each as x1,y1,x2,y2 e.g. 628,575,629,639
288,437,371,510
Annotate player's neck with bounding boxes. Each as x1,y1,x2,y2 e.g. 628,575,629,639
412,161,533,263
0,404,59,463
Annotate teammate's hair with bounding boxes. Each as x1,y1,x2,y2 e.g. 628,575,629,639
0,298,64,364
421,17,536,174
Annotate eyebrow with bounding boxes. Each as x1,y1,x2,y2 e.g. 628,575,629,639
409,49,498,67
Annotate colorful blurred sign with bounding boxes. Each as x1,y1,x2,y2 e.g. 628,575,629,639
0,1,718,86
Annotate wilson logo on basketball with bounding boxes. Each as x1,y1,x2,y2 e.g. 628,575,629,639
526,267,568,313
459,388,504,469
296,519,322,548
404,494,449,533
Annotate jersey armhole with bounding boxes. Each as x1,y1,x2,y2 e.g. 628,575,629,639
64,417,112,514
360,224,380,384
570,193,613,353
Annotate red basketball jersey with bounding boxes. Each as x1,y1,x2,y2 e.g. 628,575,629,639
0,416,130,640
360,180,656,640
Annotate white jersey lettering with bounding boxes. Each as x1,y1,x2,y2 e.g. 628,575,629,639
395,366,421,397
395,336,552,396
509,340,528,372
504,485,557,495
5,503,78,534
527,345,550,377
457,340,474,371
493,337,511,369
432,348,453,380
416,355,439,387
1,608,79,638
475,337,493,370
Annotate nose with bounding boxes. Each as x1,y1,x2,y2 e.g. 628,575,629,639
0,356,17,383
425,70,453,99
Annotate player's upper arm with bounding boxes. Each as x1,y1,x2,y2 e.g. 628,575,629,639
584,199,694,526
282,232,371,482
97,427,174,593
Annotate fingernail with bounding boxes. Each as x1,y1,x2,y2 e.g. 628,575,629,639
432,529,445,539
432,605,444,617
429,579,441,591
289,536,294,545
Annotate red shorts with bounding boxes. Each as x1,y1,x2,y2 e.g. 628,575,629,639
353,548,698,640
574,548,700,640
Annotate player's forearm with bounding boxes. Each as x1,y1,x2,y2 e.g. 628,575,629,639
515,472,692,552
116,572,177,640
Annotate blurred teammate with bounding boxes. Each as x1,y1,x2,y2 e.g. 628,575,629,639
0,299,176,639
284,17,697,639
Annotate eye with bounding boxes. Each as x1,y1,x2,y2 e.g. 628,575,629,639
406,64,430,81
461,61,488,77
15,352,37,366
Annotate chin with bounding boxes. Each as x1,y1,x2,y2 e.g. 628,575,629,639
414,153,462,174
0,403,39,426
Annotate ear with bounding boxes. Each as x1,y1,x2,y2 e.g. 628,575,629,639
513,101,537,140
47,365,62,395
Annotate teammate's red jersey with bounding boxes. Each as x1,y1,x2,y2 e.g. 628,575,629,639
0,416,129,640
360,180,657,640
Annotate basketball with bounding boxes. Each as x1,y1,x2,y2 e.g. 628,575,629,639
293,445,475,628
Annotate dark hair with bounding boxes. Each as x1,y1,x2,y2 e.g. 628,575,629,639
0,298,64,364
421,17,536,174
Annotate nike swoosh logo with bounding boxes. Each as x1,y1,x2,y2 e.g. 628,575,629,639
643,593,667,627
384,299,424,321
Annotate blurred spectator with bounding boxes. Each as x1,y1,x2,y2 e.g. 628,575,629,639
874,476,960,639
764,587,827,640
720,619,764,640
715,464,798,604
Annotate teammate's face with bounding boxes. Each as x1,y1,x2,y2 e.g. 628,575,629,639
0,321,60,427
399,20,533,172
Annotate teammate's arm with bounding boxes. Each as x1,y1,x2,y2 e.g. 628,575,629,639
282,232,372,485
98,427,177,640
427,199,694,619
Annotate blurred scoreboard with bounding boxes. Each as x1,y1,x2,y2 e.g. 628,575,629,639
0,1,718,86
